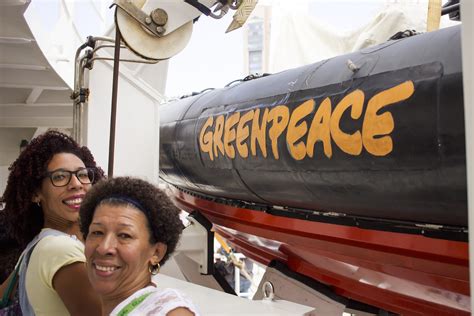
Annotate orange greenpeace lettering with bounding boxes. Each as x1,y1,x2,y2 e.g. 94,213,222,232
212,115,225,158
330,89,364,156
363,81,415,156
307,97,332,158
268,106,290,160
287,100,314,160
250,108,268,158
198,81,414,161
223,112,240,159
236,110,254,158
199,116,214,160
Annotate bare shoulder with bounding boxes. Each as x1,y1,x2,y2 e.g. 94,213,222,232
167,307,195,316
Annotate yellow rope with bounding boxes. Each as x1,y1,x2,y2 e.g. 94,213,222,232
215,232,232,253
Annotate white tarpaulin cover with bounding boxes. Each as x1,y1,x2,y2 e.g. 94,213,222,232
268,0,458,73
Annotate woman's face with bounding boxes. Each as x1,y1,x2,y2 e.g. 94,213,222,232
35,153,91,224
84,203,166,298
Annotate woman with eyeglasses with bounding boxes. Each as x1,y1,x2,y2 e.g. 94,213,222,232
0,130,104,315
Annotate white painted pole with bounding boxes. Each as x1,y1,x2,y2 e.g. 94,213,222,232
460,0,474,312
234,264,241,295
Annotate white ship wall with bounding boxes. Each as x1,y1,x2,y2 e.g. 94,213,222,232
84,57,168,183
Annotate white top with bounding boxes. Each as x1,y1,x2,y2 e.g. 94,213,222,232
111,285,200,316
25,229,85,316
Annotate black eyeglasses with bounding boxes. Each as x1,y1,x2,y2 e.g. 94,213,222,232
44,168,95,187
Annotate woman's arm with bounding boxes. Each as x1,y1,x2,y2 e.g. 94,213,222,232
53,262,102,316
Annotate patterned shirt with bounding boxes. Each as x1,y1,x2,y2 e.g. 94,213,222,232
111,285,200,316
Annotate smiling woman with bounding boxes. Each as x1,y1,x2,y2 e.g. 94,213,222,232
79,177,199,316
0,130,105,316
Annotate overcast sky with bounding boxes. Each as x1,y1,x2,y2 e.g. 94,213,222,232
165,0,457,97
164,0,387,97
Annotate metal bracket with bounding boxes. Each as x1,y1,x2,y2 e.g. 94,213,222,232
70,88,89,103
112,0,165,37
176,212,214,275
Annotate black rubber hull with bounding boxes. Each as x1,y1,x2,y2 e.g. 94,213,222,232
160,25,467,228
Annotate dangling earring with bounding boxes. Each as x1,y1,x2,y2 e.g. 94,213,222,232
148,262,160,275
35,201,41,208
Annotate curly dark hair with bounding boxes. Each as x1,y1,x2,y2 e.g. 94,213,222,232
79,177,183,265
1,130,105,247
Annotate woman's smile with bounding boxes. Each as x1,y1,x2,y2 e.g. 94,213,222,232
63,194,85,211
93,262,121,276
